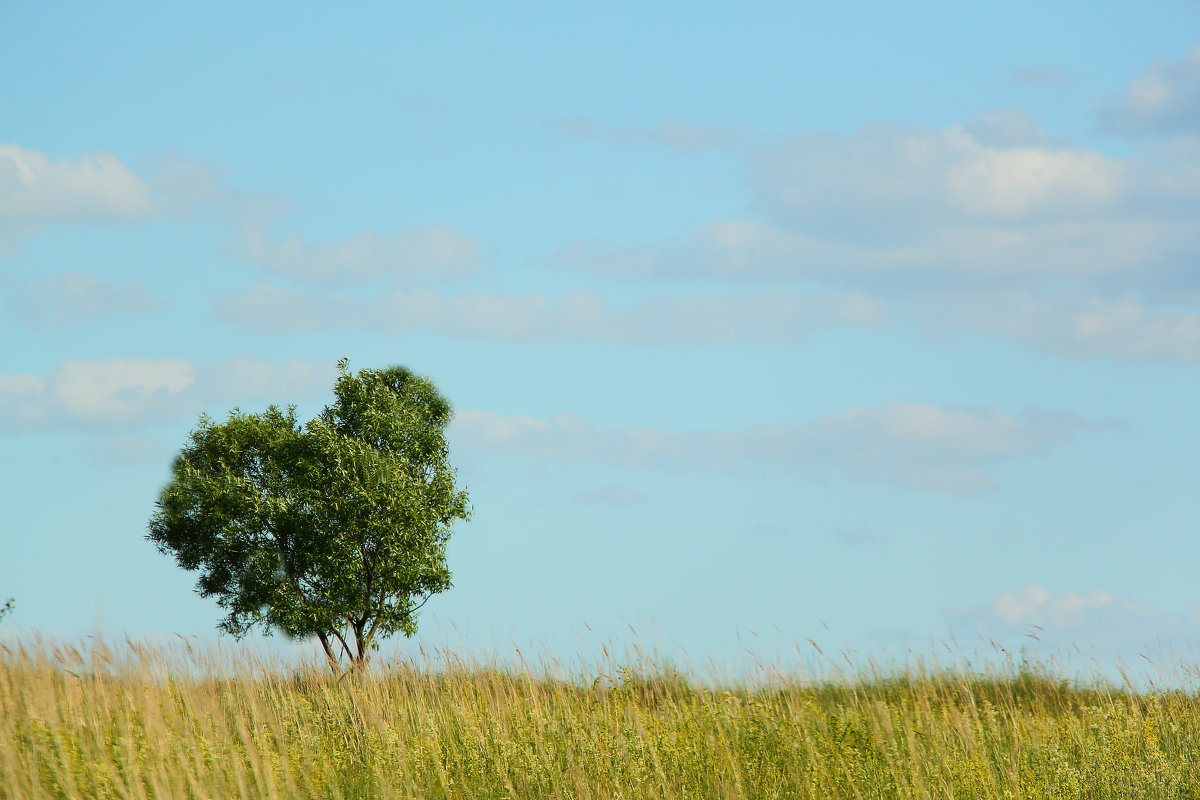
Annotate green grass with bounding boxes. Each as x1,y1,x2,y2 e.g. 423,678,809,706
2,638,1199,799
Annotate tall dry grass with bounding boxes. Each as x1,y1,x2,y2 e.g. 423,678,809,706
2,637,1198,799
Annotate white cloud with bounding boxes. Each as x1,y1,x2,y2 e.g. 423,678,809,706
3,272,163,328
557,117,748,152
945,143,1120,220
552,246,1200,363
550,112,1200,362
946,586,1200,658
1096,44,1200,137
19,113,1193,368
557,114,1200,292
749,118,1131,232
958,108,1068,149
911,290,1200,362
451,402,1097,493
0,357,334,432
40,357,196,428
0,144,157,254
0,144,155,224
214,284,883,343
555,216,1190,288
150,156,283,226
0,146,286,256
230,224,482,284
990,586,1114,625
745,119,1200,289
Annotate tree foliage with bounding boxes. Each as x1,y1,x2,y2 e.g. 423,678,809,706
0,598,12,623
147,359,470,672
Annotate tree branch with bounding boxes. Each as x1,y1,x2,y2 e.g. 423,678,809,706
316,632,340,675
410,591,434,614
330,628,354,661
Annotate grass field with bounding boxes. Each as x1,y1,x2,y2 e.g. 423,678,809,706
2,638,1198,799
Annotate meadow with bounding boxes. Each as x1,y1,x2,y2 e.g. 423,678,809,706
3,638,1199,799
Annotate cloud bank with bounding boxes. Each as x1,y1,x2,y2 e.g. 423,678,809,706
910,290,1200,362
947,585,1200,658
451,402,1101,493
562,112,1200,291
0,145,468,288
215,285,883,343
548,101,1200,362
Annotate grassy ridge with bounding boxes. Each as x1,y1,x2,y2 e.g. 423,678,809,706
2,639,1198,799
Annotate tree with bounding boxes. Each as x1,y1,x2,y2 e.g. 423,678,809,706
0,598,12,623
148,359,470,673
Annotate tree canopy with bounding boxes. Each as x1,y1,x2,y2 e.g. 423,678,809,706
147,359,470,672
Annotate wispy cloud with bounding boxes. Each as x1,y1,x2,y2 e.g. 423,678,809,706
150,156,283,225
0,144,156,225
451,403,1103,493
946,585,1200,657
3,272,164,329
0,144,156,255
0,357,334,432
560,111,1200,292
229,224,482,285
553,217,1194,290
549,108,1200,362
748,116,1133,232
214,284,883,343
0,145,284,257
910,290,1200,362
1096,44,1200,137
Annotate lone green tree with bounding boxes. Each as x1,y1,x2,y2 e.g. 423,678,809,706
148,360,470,673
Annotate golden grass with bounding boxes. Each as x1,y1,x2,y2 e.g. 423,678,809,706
2,637,1198,799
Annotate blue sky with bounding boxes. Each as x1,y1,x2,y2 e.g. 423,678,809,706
3,1,1199,682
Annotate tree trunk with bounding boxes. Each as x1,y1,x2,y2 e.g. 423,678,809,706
316,632,340,675
351,618,370,671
